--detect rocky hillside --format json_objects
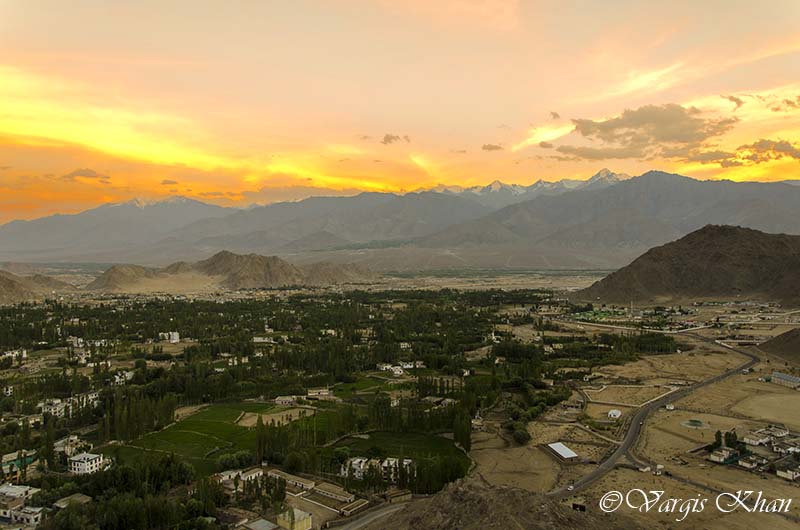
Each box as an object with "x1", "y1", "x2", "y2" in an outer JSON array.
[
  {"x1": 365, "y1": 479, "x2": 641, "y2": 530},
  {"x1": 86, "y1": 250, "x2": 375, "y2": 292},
  {"x1": 575, "y1": 225, "x2": 800, "y2": 305}
]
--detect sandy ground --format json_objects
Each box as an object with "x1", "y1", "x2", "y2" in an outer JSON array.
[
  {"x1": 593, "y1": 350, "x2": 745, "y2": 384},
  {"x1": 237, "y1": 407, "x2": 315, "y2": 427},
  {"x1": 585, "y1": 468, "x2": 799, "y2": 530},
  {"x1": 174, "y1": 404, "x2": 208, "y2": 422},
  {"x1": 585, "y1": 385, "x2": 669, "y2": 406},
  {"x1": 470, "y1": 428, "x2": 560, "y2": 492}
]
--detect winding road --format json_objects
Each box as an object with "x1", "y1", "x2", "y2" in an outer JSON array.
[{"x1": 548, "y1": 328, "x2": 759, "y2": 499}]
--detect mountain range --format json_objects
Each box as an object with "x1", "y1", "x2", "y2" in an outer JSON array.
[
  {"x1": 86, "y1": 250, "x2": 374, "y2": 293},
  {"x1": 3, "y1": 169, "x2": 800, "y2": 270},
  {"x1": 575, "y1": 225, "x2": 800, "y2": 305},
  {"x1": 0, "y1": 270, "x2": 75, "y2": 304}
]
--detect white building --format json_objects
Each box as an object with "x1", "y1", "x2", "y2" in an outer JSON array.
[
  {"x1": 69, "y1": 452, "x2": 104, "y2": 475},
  {"x1": 0, "y1": 483, "x2": 40, "y2": 500},
  {"x1": 608, "y1": 409, "x2": 622, "y2": 419}
]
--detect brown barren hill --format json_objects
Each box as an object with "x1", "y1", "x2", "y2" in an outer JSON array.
[
  {"x1": 86, "y1": 250, "x2": 375, "y2": 292},
  {"x1": 575, "y1": 225, "x2": 800, "y2": 305},
  {"x1": 365, "y1": 479, "x2": 641, "y2": 530},
  {"x1": 760, "y1": 328, "x2": 800, "y2": 364},
  {"x1": 0, "y1": 269, "x2": 75, "y2": 304}
]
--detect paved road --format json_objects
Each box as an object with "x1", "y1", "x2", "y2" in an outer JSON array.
[{"x1": 548, "y1": 329, "x2": 759, "y2": 499}]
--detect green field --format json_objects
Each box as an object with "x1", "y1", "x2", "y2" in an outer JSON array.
[
  {"x1": 332, "y1": 431, "x2": 468, "y2": 465},
  {"x1": 100, "y1": 401, "x2": 277, "y2": 476}
]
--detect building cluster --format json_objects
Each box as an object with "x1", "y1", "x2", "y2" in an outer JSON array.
[
  {"x1": 211, "y1": 467, "x2": 369, "y2": 527},
  {"x1": 158, "y1": 331, "x2": 180, "y2": 343},
  {"x1": 340, "y1": 456, "x2": 414, "y2": 483},
  {"x1": 375, "y1": 360, "x2": 425, "y2": 377},
  {"x1": 37, "y1": 391, "x2": 100, "y2": 418},
  {"x1": 706, "y1": 425, "x2": 800, "y2": 481}
]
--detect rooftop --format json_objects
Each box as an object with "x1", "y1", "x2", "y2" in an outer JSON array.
[{"x1": 547, "y1": 442, "x2": 578, "y2": 459}]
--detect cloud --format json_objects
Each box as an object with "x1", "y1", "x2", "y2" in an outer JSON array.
[
  {"x1": 721, "y1": 95, "x2": 744, "y2": 110},
  {"x1": 381, "y1": 133, "x2": 411, "y2": 144},
  {"x1": 690, "y1": 138, "x2": 800, "y2": 168},
  {"x1": 685, "y1": 150, "x2": 736, "y2": 163},
  {"x1": 451, "y1": 149, "x2": 468, "y2": 154},
  {"x1": 549, "y1": 111, "x2": 560, "y2": 120},
  {"x1": 0, "y1": 166, "x2": 11, "y2": 171},
  {"x1": 558, "y1": 103, "x2": 738, "y2": 160},
  {"x1": 160, "y1": 179, "x2": 178, "y2": 185},
  {"x1": 481, "y1": 143, "x2": 503, "y2": 151},
  {"x1": 538, "y1": 141, "x2": 553, "y2": 149},
  {"x1": 555, "y1": 145, "x2": 646, "y2": 160},
  {"x1": 60, "y1": 168, "x2": 111, "y2": 182},
  {"x1": 770, "y1": 95, "x2": 800, "y2": 112}
]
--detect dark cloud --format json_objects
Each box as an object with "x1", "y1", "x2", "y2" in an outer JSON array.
[
  {"x1": 451, "y1": 149, "x2": 468, "y2": 154},
  {"x1": 538, "y1": 141, "x2": 553, "y2": 149},
  {"x1": 199, "y1": 191, "x2": 226, "y2": 197},
  {"x1": 721, "y1": 95, "x2": 744, "y2": 110},
  {"x1": 556, "y1": 103, "x2": 738, "y2": 161},
  {"x1": 61, "y1": 168, "x2": 111, "y2": 182},
  {"x1": 482, "y1": 143, "x2": 503, "y2": 151},
  {"x1": 381, "y1": 134, "x2": 411, "y2": 145},
  {"x1": 160, "y1": 179, "x2": 179, "y2": 185},
  {"x1": 0, "y1": 166, "x2": 11, "y2": 171},
  {"x1": 690, "y1": 138, "x2": 800, "y2": 168},
  {"x1": 550, "y1": 111, "x2": 560, "y2": 120},
  {"x1": 358, "y1": 135, "x2": 372, "y2": 140}
]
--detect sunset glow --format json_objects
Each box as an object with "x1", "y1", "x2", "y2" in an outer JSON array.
[{"x1": 1, "y1": 1, "x2": 799, "y2": 221}]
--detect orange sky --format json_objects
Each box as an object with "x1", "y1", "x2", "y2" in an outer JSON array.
[{"x1": 1, "y1": 1, "x2": 799, "y2": 221}]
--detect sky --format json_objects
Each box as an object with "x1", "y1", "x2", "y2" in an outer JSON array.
[{"x1": 1, "y1": 0, "x2": 799, "y2": 221}]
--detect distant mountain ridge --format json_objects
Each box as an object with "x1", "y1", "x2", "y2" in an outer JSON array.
[
  {"x1": 86, "y1": 250, "x2": 374, "y2": 292},
  {"x1": 3, "y1": 170, "x2": 800, "y2": 270},
  {"x1": 575, "y1": 225, "x2": 800, "y2": 305}
]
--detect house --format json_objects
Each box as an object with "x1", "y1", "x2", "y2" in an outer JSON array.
[
  {"x1": 113, "y1": 370, "x2": 135, "y2": 385},
  {"x1": 40, "y1": 399, "x2": 68, "y2": 418},
  {"x1": 376, "y1": 363, "x2": 392, "y2": 372},
  {"x1": 11, "y1": 505, "x2": 43, "y2": 526},
  {"x1": 306, "y1": 387, "x2": 330, "y2": 397},
  {"x1": 69, "y1": 452, "x2": 105, "y2": 474},
  {"x1": 274, "y1": 395, "x2": 298, "y2": 406},
  {"x1": 776, "y1": 462, "x2": 800, "y2": 481},
  {"x1": 607, "y1": 409, "x2": 622, "y2": 419},
  {"x1": 390, "y1": 366, "x2": 404, "y2": 377},
  {"x1": 708, "y1": 447, "x2": 739, "y2": 464},
  {"x1": 385, "y1": 488, "x2": 412, "y2": 504},
  {"x1": 737, "y1": 455, "x2": 768, "y2": 470},
  {"x1": 0, "y1": 494, "x2": 23, "y2": 520},
  {"x1": 381, "y1": 457, "x2": 413, "y2": 482},
  {"x1": 266, "y1": 469, "x2": 315, "y2": 490},
  {"x1": 277, "y1": 507, "x2": 312, "y2": 530},
  {"x1": 159, "y1": 331, "x2": 180, "y2": 343},
  {"x1": 54, "y1": 435, "x2": 88, "y2": 457},
  {"x1": 341, "y1": 457, "x2": 369, "y2": 480},
  {"x1": 0, "y1": 483, "x2": 40, "y2": 500},
  {"x1": 53, "y1": 493, "x2": 92, "y2": 510},
  {"x1": 2, "y1": 386, "x2": 12, "y2": 397},
  {"x1": 743, "y1": 430, "x2": 772, "y2": 446},
  {"x1": 313, "y1": 482, "x2": 355, "y2": 503}
]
